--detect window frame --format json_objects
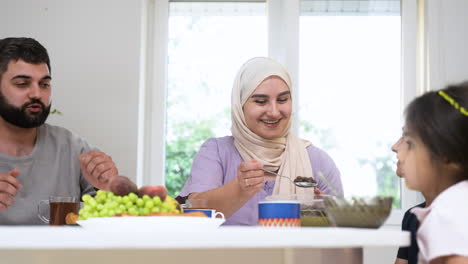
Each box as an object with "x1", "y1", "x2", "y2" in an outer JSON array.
[{"x1": 139, "y1": 0, "x2": 424, "y2": 226}]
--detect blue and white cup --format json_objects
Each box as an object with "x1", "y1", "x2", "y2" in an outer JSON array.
[
  {"x1": 184, "y1": 209, "x2": 225, "y2": 219},
  {"x1": 258, "y1": 200, "x2": 301, "y2": 227}
]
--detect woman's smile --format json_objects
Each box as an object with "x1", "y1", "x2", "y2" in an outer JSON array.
[
  {"x1": 261, "y1": 119, "x2": 281, "y2": 127},
  {"x1": 243, "y1": 76, "x2": 292, "y2": 140}
]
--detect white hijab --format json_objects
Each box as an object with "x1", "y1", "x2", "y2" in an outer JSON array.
[{"x1": 231, "y1": 57, "x2": 314, "y2": 195}]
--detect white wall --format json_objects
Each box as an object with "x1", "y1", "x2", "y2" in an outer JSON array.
[
  {"x1": 426, "y1": 0, "x2": 468, "y2": 89},
  {"x1": 0, "y1": 0, "x2": 143, "y2": 181}
]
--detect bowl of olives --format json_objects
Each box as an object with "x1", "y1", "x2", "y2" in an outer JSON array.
[{"x1": 323, "y1": 196, "x2": 393, "y2": 228}]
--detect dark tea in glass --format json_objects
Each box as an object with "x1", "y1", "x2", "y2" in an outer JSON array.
[
  {"x1": 38, "y1": 196, "x2": 79, "y2": 225},
  {"x1": 50, "y1": 201, "x2": 79, "y2": 225}
]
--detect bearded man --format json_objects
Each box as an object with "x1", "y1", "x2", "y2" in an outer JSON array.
[{"x1": 0, "y1": 37, "x2": 117, "y2": 224}]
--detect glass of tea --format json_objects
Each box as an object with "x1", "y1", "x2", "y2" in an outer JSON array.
[{"x1": 37, "y1": 196, "x2": 79, "y2": 225}]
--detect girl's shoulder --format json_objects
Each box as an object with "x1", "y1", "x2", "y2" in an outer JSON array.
[
  {"x1": 413, "y1": 180, "x2": 468, "y2": 221},
  {"x1": 437, "y1": 180, "x2": 468, "y2": 208}
]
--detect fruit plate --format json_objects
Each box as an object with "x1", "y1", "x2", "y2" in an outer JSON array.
[{"x1": 77, "y1": 216, "x2": 225, "y2": 232}]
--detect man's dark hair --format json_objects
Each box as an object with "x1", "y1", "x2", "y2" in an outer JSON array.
[
  {"x1": 0, "y1": 37, "x2": 51, "y2": 80},
  {"x1": 405, "y1": 81, "x2": 468, "y2": 179}
]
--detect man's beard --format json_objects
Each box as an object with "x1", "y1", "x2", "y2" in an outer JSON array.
[{"x1": 0, "y1": 91, "x2": 51, "y2": 128}]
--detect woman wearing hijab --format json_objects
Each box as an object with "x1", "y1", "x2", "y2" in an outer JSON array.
[{"x1": 178, "y1": 57, "x2": 343, "y2": 225}]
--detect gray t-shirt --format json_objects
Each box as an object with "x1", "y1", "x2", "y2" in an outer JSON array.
[{"x1": 0, "y1": 123, "x2": 96, "y2": 225}]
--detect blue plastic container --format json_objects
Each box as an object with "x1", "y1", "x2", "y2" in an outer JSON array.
[{"x1": 258, "y1": 200, "x2": 301, "y2": 227}]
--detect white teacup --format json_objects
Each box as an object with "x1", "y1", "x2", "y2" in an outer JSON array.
[{"x1": 184, "y1": 208, "x2": 224, "y2": 219}]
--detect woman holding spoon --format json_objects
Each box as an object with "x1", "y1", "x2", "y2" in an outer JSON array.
[{"x1": 178, "y1": 57, "x2": 343, "y2": 225}]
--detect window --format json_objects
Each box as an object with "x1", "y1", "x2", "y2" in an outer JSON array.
[
  {"x1": 165, "y1": 2, "x2": 267, "y2": 197},
  {"x1": 143, "y1": 0, "x2": 422, "y2": 223},
  {"x1": 298, "y1": 0, "x2": 402, "y2": 208}
]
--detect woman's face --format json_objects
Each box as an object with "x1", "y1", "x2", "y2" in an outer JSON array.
[
  {"x1": 391, "y1": 126, "x2": 438, "y2": 192},
  {"x1": 243, "y1": 76, "x2": 292, "y2": 140}
]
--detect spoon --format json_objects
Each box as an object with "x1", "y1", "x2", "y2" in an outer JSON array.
[{"x1": 262, "y1": 168, "x2": 318, "y2": 188}]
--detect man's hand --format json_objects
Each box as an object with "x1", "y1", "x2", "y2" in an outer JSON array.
[
  {"x1": 0, "y1": 169, "x2": 22, "y2": 210},
  {"x1": 79, "y1": 151, "x2": 118, "y2": 190}
]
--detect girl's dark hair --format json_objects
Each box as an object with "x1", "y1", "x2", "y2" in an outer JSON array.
[
  {"x1": 0, "y1": 37, "x2": 51, "y2": 80},
  {"x1": 405, "y1": 81, "x2": 468, "y2": 179}
]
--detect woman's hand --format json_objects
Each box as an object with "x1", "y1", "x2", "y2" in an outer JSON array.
[
  {"x1": 237, "y1": 160, "x2": 265, "y2": 193},
  {"x1": 189, "y1": 160, "x2": 266, "y2": 219}
]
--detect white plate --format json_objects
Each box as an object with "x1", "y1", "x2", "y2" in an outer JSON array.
[{"x1": 77, "y1": 216, "x2": 225, "y2": 232}]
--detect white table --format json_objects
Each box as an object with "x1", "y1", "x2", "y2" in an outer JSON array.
[{"x1": 0, "y1": 226, "x2": 409, "y2": 264}]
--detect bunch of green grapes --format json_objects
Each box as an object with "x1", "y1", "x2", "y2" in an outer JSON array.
[{"x1": 79, "y1": 190, "x2": 180, "y2": 220}]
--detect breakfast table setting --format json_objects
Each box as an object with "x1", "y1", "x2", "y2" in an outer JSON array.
[{"x1": 0, "y1": 183, "x2": 409, "y2": 264}]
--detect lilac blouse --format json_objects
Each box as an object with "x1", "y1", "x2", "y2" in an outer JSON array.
[{"x1": 179, "y1": 136, "x2": 344, "y2": 225}]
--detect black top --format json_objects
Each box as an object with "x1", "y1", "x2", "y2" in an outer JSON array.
[{"x1": 397, "y1": 202, "x2": 426, "y2": 264}]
